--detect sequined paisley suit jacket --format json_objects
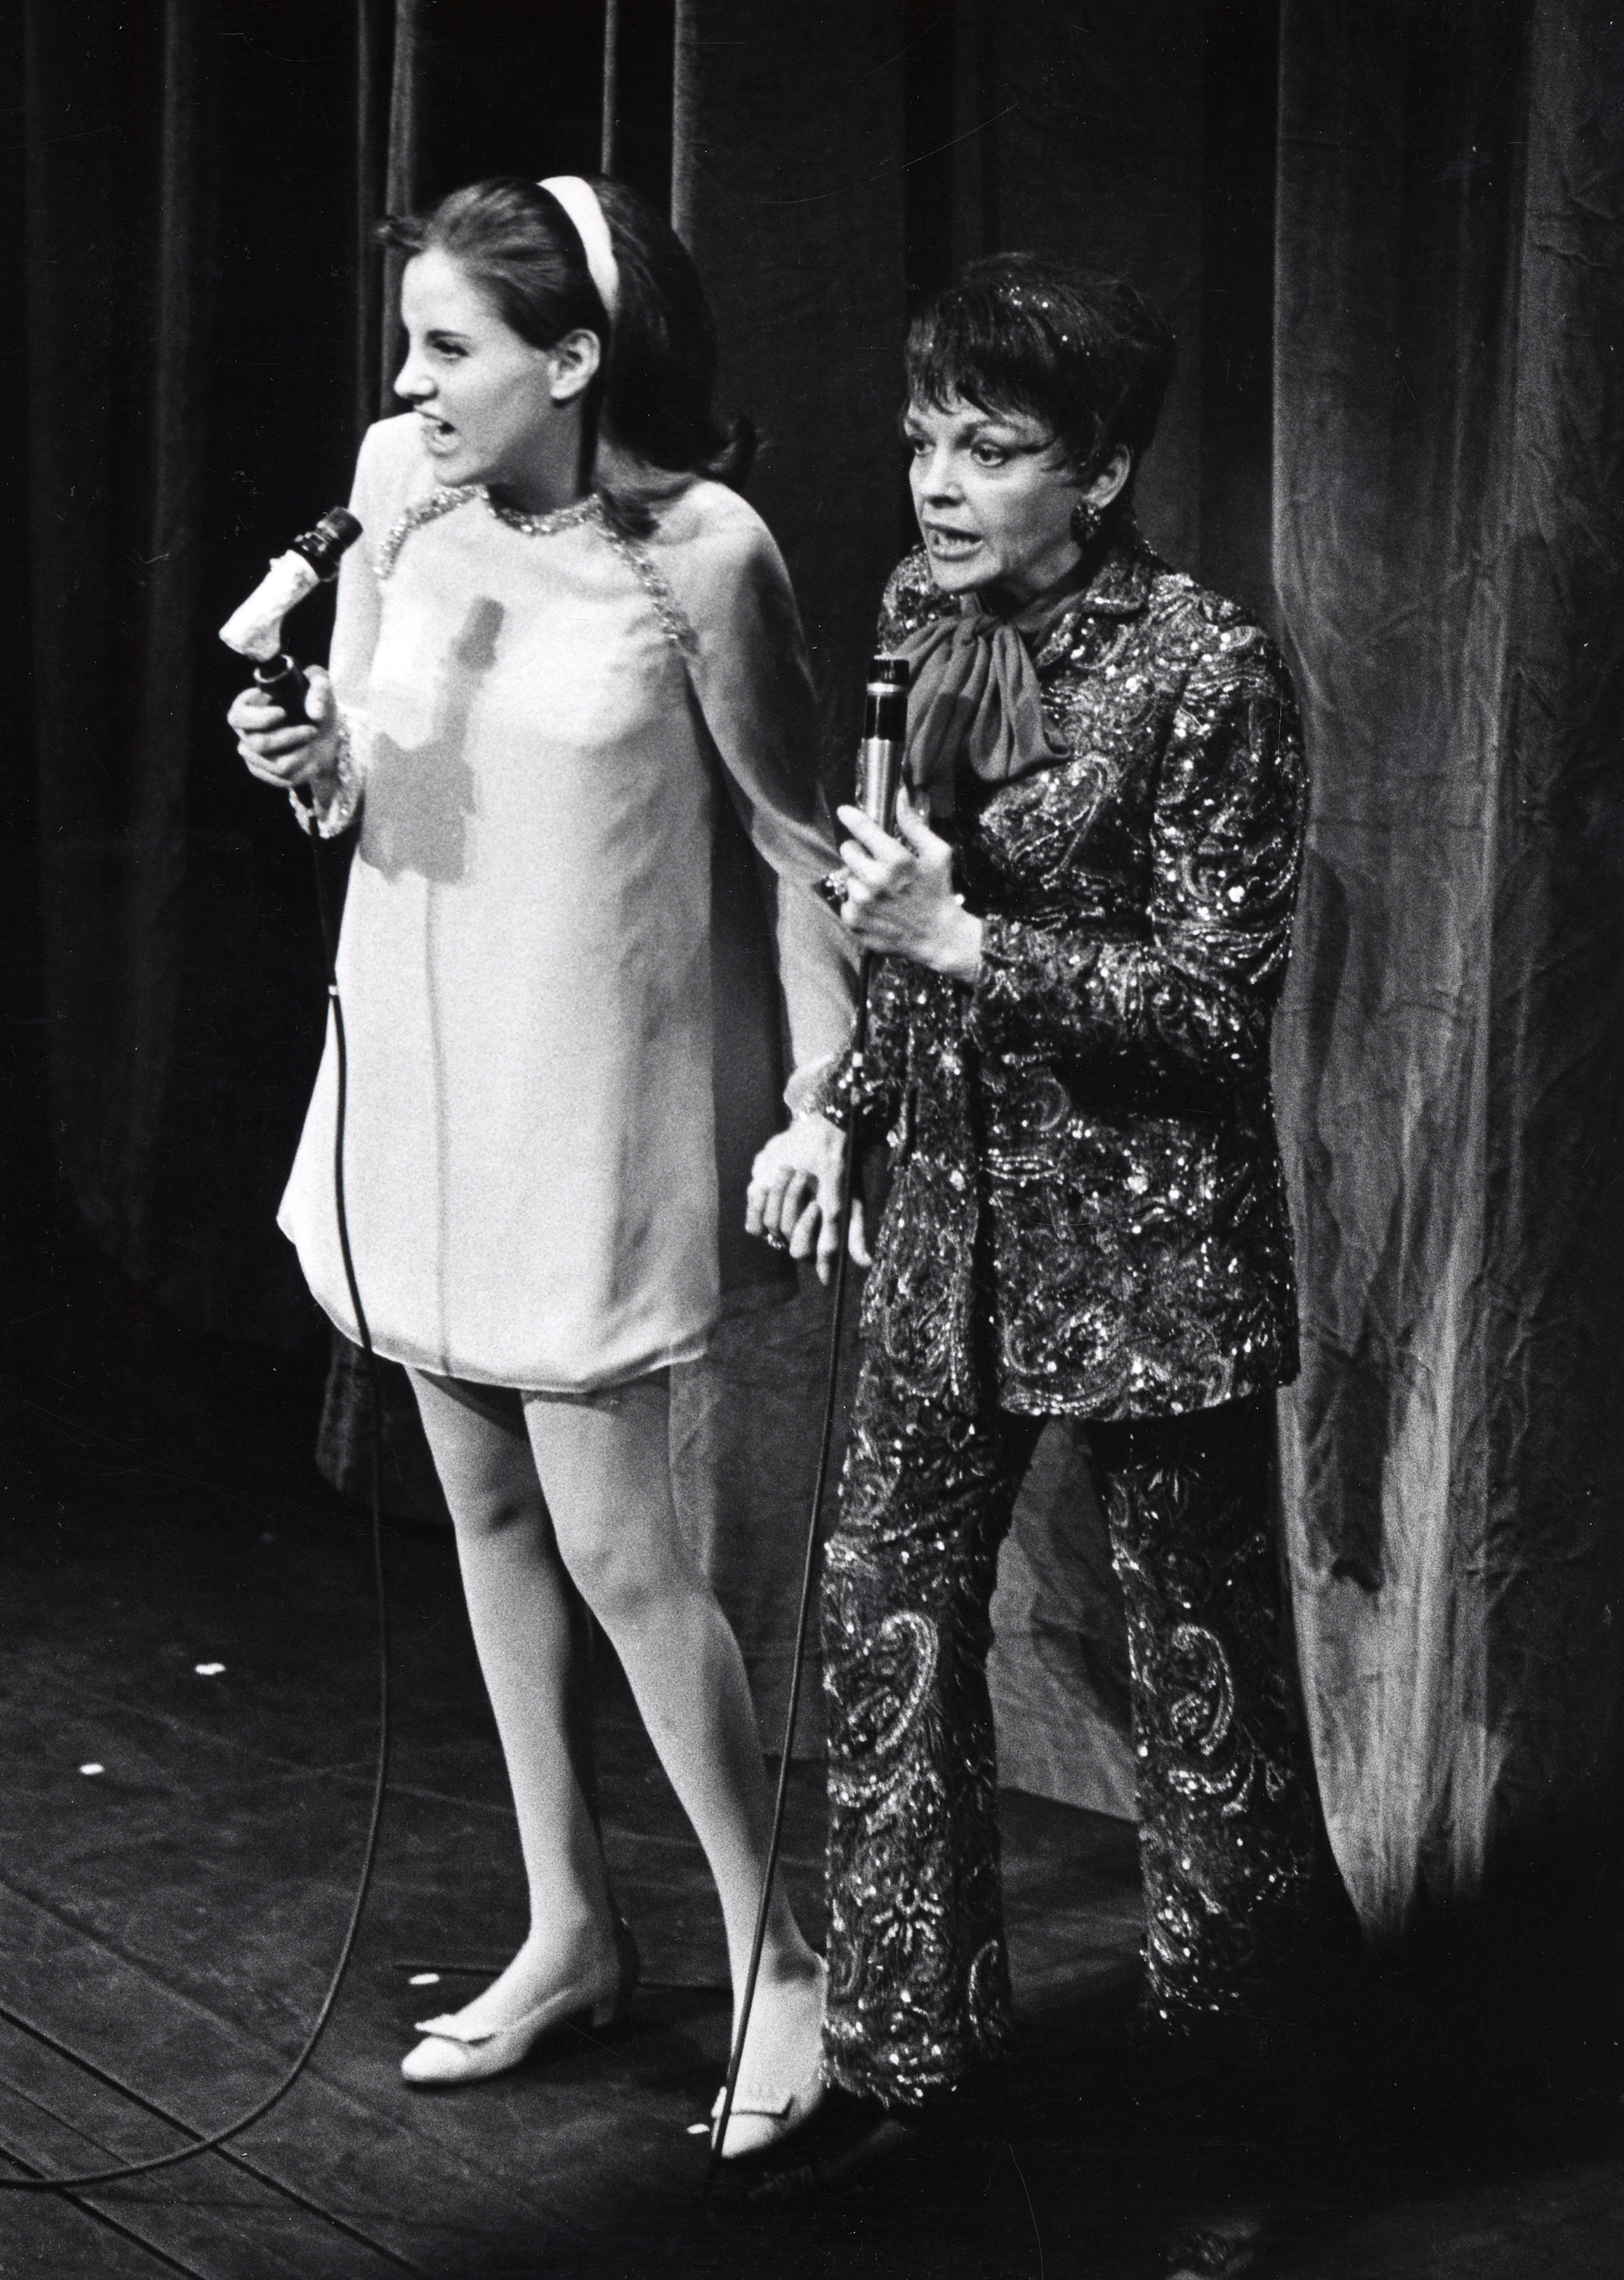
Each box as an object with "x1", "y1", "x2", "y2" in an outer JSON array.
[{"x1": 835, "y1": 524, "x2": 1306, "y2": 1422}]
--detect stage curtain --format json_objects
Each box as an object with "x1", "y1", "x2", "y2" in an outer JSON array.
[
  {"x1": 20, "y1": 0, "x2": 391, "y2": 1342},
  {"x1": 673, "y1": 0, "x2": 912, "y2": 765},
  {"x1": 1272, "y1": 0, "x2": 1624, "y2": 1930}
]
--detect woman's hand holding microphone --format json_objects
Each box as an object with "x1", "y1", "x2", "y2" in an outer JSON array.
[
  {"x1": 834, "y1": 785, "x2": 984, "y2": 982},
  {"x1": 228, "y1": 666, "x2": 342, "y2": 800}
]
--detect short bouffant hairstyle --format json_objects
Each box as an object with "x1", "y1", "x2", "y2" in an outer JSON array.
[{"x1": 904, "y1": 254, "x2": 1176, "y2": 484}]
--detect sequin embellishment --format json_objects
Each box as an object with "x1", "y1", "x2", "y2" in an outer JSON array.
[
  {"x1": 824, "y1": 522, "x2": 1307, "y2": 1423},
  {"x1": 375, "y1": 483, "x2": 601, "y2": 580},
  {"x1": 591, "y1": 517, "x2": 701, "y2": 660},
  {"x1": 374, "y1": 485, "x2": 700, "y2": 664},
  {"x1": 821, "y1": 1383, "x2": 1326, "y2": 2111}
]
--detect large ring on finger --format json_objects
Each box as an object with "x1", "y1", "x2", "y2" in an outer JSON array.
[{"x1": 765, "y1": 1231, "x2": 787, "y2": 1252}]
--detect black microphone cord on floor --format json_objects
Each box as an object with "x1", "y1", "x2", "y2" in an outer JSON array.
[
  {"x1": 705, "y1": 952, "x2": 871, "y2": 2190},
  {"x1": 0, "y1": 830, "x2": 392, "y2": 2194},
  {"x1": 0, "y1": 806, "x2": 866, "y2": 2197}
]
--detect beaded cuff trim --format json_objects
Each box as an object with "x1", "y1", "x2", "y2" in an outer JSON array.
[
  {"x1": 289, "y1": 711, "x2": 362, "y2": 840},
  {"x1": 784, "y1": 1052, "x2": 841, "y2": 1119},
  {"x1": 799, "y1": 1049, "x2": 878, "y2": 1132}
]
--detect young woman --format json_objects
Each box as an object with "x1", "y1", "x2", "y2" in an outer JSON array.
[
  {"x1": 751, "y1": 255, "x2": 1346, "y2": 2200},
  {"x1": 230, "y1": 175, "x2": 850, "y2": 2153}
]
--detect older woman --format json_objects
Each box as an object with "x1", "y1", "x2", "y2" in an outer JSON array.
[{"x1": 751, "y1": 254, "x2": 1337, "y2": 2145}]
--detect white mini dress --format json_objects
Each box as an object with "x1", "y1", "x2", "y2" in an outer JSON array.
[{"x1": 278, "y1": 416, "x2": 854, "y2": 1392}]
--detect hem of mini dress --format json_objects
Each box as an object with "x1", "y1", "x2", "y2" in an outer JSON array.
[{"x1": 300, "y1": 1276, "x2": 715, "y2": 1394}]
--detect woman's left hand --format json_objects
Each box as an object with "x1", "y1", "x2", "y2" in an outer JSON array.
[
  {"x1": 746, "y1": 1111, "x2": 866, "y2": 1284},
  {"x1": 836, "y1": 787, "x2": 984, "y2": 981}
]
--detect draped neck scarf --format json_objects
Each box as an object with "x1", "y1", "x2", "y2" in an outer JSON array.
[{"x1": 894, "y1": 526, "x2": 1150, "y2": 821}]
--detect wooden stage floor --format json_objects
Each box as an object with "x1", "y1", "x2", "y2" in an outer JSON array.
[{"x1": 2, "y1": 1263, "x2": 1622, "y2": 2278}]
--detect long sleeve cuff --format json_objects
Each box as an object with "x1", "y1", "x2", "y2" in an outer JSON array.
[
  {"x1": 796, "y1": 1044, "x2": 896, "y2": 1134},
  {"x1": 289, "y1": 711, "x2": 366, "y2": 840},
  {"x1": 784, "y1": 1051, "x2": 842, "y2": 1118}
]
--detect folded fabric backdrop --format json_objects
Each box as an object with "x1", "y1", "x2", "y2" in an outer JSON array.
[{"x1": 13, "y1": 0, "x2": 1624, "y2": 1926}]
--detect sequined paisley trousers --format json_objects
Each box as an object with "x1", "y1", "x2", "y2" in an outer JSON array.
[{"x1": 821, "y1": 1374, "x2": 1326, "y2": 2111}]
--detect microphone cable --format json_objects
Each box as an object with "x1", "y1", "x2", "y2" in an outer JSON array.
[
  {"x1": 708, "y1": 653, "x2": 908, "y2": 2180},
  {"x1": 1, "y1": 627, "x2": 893, "y2": 2197},
  {"x1": 705, "y1": 953, "x2": 870, "y2": 2187},
  {"x1": 0, "y1": 826, "x2": 393, "y2": 2193}
]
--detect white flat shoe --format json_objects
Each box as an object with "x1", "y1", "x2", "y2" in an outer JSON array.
[
  {"x1": 709, "y1": 1958, "x2": 828, "y2": 2159},
  {"x1": 402, "y1": 1919, "x2": 638, "y2": 2088},
  {"x1": 710, "y1": 2064, "x2": 827, "y2": 2160}
]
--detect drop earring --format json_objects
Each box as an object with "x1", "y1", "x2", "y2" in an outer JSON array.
[{"x1": 1071, "y1": 497, "x2": 1103, "y2": 549}]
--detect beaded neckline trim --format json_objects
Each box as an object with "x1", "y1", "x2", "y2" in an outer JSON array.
[
  {"x1": 375, "y1": 485, "x2": 603, "y2": 580},
  {"x1": 374, "y1": 483, "x2": 699, "y2": 663},
  {"x1": 486, "y1": 491, "x2": 603, "y2": 541}
]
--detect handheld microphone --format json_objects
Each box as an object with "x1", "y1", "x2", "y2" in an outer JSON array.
[
  {"x1": 856, "y1": 654, "x2": 909, "y2": 833},
  {"x1": 820, "y1": 655, "x2": 910, "y2": 913},
  {"x1": 220, "y1": 507, "x2": 362, "y2": 725}
]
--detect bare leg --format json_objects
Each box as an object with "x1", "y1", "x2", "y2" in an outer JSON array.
[
  {"x1": 522, "y1": 1375, "x2": 823, "y2": 2096},
  {"x1": 408, "y1": 1370, "x2": 620, "y2": 2029}
]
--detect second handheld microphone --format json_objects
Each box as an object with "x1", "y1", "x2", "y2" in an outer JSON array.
[
  {"x1": 821, "y1": 654, "x2": 911, "y2": 914},
  {"x1": 856, "y1": 654, "x2": 910, "y2": 834}
]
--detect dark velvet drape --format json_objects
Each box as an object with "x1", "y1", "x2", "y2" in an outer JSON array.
[
  {"x1": 20, "y1": 1, "x2": 380, "y2": 1342},
  {"x1": 13, "y1": 1, "x2": 1622, "y2": 1924},
  {"x1": 1272, "y1": 0, "x2": 1624, "y2": 1931}
]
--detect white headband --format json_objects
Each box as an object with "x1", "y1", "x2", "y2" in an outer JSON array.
[{"x1": 537, "y1": 176, "x2": 619, "y2": 322}]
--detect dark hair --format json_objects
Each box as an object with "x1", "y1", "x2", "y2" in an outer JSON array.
[
  {"x1": 378, "y1": 176, "x2": 754, "y2": 506},
  {"x1": 591, "y1": 178, "x2": 754, "y2": 486},
  {"x1": 904, "y1": 254, "x2": 1176, "y2": 497}
]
